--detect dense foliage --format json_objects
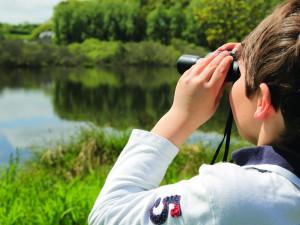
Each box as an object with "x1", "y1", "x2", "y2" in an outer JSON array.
[
  {"x1": 53, "y1": 0, "x2": 143, "y2": 44},
  {"x1": 53, "y1": 0, "x2": 282, "y2": 48},
  {"x1": 0, "y1": 0, "x2": 284, "y2": 68},
  {"x1": 188, "y1": 0, "x2": 282, "y2": 47},
  {"x1": 0, "y1": 38, "x2": 208, "y2": 68}
]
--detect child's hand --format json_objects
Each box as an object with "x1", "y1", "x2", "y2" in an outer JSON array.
[
  {"x1": 171, "y1": 50, "x2": 233, "y2": 126},
  {"x1": 217, "y1": 42, "x2": 241, "y2": 53},
  {"x1": 151, "y1": 50, "x2": 233, "y2": 147}
]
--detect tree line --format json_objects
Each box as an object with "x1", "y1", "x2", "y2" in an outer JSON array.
[
  {"x1": 0, "y1": 23, "x2": 38, "y2": 40},
  {"x1": 53, "y1": 0, "x2": 282, "y2": 48}
]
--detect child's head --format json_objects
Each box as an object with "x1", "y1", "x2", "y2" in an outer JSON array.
[{"x1": 231, "y1": 0, "x2": 300, "y2": 148}]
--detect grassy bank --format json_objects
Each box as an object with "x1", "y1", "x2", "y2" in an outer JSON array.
[
  {"x1": 0, "y1": 39, "x2": 208, "y2": 68},
  {"x1": 0, "y1": 128, "x2": 247, "y2": 225}
]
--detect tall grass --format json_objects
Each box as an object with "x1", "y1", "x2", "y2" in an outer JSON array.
[{"x1": 0, "y1": 127, "x2": 247, "y2": 224}]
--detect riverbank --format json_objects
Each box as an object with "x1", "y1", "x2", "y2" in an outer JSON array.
[
  {"x1": 0, "y1": 127, "x2": 248, "y2": 225},
  {"x1": 0, "y1": 39, "x2": 208, "y2": 68}
]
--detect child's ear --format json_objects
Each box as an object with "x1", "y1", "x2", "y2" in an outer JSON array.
[{"x1": 254, "y1": 83, "x2": 274, "y2": 120}]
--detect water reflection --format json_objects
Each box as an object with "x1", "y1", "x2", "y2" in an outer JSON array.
[
  {"x1": 52, "y1": 67, "x2": 230, "y2": 131},
  {"x1": 0, "y1": 67, "x2": 234, "y2": 163},
  {"x1": 0, "y1": 88, "x2": 87, "y2": 164},
  {"x1": 54, "y1": 79, "x2": 175, "y2": 129}
]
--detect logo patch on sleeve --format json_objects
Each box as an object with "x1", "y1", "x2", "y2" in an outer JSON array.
[{"x1": 149, "y1": 195, "x2": 182, "y2": 225}]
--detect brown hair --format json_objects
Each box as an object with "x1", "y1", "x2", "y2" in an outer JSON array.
[{"x1": 241, "y1": 0, "x2": 300, "y2": 152}]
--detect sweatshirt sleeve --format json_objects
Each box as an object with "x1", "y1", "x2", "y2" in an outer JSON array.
[{"x1": 88, "y1": 129, "x2": 215, "y2": 225}]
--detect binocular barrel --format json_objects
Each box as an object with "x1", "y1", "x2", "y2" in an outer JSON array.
[{"x1": 176, "y1": 54, "x2": 240, "y2": 82}]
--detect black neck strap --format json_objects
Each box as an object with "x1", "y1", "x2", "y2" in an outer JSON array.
[{"x1": 211, "y1": 109, "x2": 233, "y2": 164}]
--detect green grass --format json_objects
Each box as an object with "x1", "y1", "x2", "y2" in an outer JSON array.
[
  {"x1": 0, "y1": 127, "x2": 248, "y2": 225},
  {"x1": 0, "y1": 164, "x2": 110, "y2": 225}
]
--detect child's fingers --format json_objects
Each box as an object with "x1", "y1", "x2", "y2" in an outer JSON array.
[
  {"x1": 208, "y1": 56, "x2": 233, "y2": 90},
  {"x1": 184, "y1": 50, "x2": 221, "y2": 78},
  {"x1": 218, "y1": 43, "x2": 240, "y2": 51},
  {"x1": 197, "y1": 51, "x2": 229, "y2": 82}
]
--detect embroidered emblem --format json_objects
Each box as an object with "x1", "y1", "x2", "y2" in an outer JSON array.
[{"x1": 149, "y1": 195, "x2": 182, "y2": 225}]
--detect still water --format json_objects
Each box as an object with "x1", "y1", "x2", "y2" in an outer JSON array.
[{"x1": 0, "y1": 67, "x2": 239, "y2": 164}]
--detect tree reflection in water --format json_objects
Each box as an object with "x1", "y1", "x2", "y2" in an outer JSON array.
[
  {"x1": 53, "y1": 67, "x2": 177, "y2": 130},
  {"x1": 0, "y1": 66, "x2": 231, "y2": 132}
]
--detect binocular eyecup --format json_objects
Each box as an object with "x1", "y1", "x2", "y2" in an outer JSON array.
[{"x1": 176, "y1": 54, "x2": 240, "y2": 82}]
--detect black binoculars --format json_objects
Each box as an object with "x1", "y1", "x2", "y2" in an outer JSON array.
[{"x1": 176, "y1": 53, "x2": 240, "y2": 82}]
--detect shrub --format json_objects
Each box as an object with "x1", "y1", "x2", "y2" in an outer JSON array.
[
  {"x1": 68, "y1": 38, "x2": 121, "y2": 65},
  {"x1": 118, "y1": 41, "x2": 180, "y2": 66},
  {"x1": 170, "y1": 38, "x2": 209, "y2": 57},
  {"x1": 0, "y1": 39, "x2": 208, "y2": 68}
]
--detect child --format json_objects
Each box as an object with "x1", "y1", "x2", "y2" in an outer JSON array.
[{"x1": 89, "y1": 0, "x2": 300, "y2": 224}]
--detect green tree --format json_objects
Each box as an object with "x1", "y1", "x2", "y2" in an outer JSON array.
[
  {"x1": 146, "y1": 5, "x2": 170, "y2": 44},
  {"x1": 53, "y1": 0, "x2": 96, "y2": 43},
  {"x1": 186, "y1": 0, "x2": 282, "y2": 49},
  {"x1": 146, "y1": 3, "x2": 186, "y2": 44},
  {"x1": 100, "y1": 0, "x2": 141, "y2": 41},
  {"x1": 182, "y1": 1, "x2": 208, "y2": 47},
  {"x1": 53, "y1": 0, "x2": 143, "y2": 44}
]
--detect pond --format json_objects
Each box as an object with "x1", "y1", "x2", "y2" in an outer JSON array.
[{"x1": 0, "y1": 66, "x2": 243, "y2": 164}]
